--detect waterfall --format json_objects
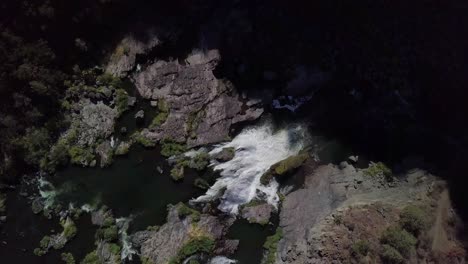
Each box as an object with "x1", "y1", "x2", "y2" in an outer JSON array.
[
  {"x1": 116, "y1": 217, "x2": 137, "y2": 261},
  {"x1": 193, "y1": 123, "x2": 307, "y2": 214},
  {"x1": 38, "y1": 177, "x2": 58, "y2": 209}
]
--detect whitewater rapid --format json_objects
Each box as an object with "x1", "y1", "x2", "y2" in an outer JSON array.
[{"x1": 193, "y1": 123, "x2": 307, "y2": 214}]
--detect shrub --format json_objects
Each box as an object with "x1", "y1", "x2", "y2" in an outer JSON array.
[
  {"x1": 170, "y1": 165, "x2": 185, "y2": 181},
  {"x1": 68, "y1": 146, "x2": 94, "y2": 165},
  {"x1": 40, "y1": 235, "x2": 51, "y2": 249},
  {"x1": 352, "y1": 240, "x2": 370, "y2": 256},
  {"x1": 61, "y1": 218, "x2": 77, "y2": 239},
  {"x1": 80, "y1": 250, "x2": 101, "y2": 264},
  {"x1": 161, "y1": 140, "x2": 186, "y2": 157},
  {"x1": 150, "y1": 99, "x2": 170, "y2": 128},
  {"x1": 169, "y1": 236, "x2": 215, "y2": 264},
  {"x1": 380, "y1": 244, "x2": 404, "y2": 264},
  {"x1": 34, "y1": 247, "x2": 46, "y2": 256},
  {"x1": 399, "y1": 205, "x2": 429, "y2": 235},
  {"x1": 380, "y1": 226, "x2": 416, "y2": 256},
  {"x1": 188, "y1": 152, "x2": 210, "y2": 171},
  {"x1": 114, "y1": 89, "x2": 129, "y2": 115},
  {"x1": 131, "y1": 132, "x2": 156, "y2": 148},
  {"x1": 61, "y1": 252, "x2": 75, "y2": 264},
  {"x1": 15, "y1": 127, "x2": 51, "y2": 166},
  {"x1": 96, "y1": 225, "x2": 118, "y2": 242},
  {"x1": 260, "y1": 153, "x2": 308, "y2": 185},
  {"x1": 108, "y1": 243, "x2": 121, "y2": 256},
  {"x1": 364, "y1": 162, "x2": 393, "y2": 181},
  {"x1": 176, "y1": 203, "x2": 200, "y2": 222},
  {"x1": 263, "y1": 228, "x2": 283, "y2": 264}
]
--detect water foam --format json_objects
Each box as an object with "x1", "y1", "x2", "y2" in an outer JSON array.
[
  {"x1": 193, "y1": 123, "x2": 306, "y2": 214},
  {"x1": 209, "y1": 256, "x2": 237, "y2": 264},
  {"x1": 116, "y1": 217, "x2": 137, "y2": 261}
]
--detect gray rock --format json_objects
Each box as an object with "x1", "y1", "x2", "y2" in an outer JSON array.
[
  {"x1": 130, "y1": 231, "x2": 154, "y2": 247},
  {"x1": 212, "y1": 147, "x2": 235, "y2": 162},
  {"x1": 241, "y1": 203, "x2": 273, "y2": 225},
  {"x1": 91, "y1": 208, "x2": 113, "y2": 226},
  {"x1": 0, "y1": 216, "x2": 6, "y2": 222},
  {"x1": 135, "y1": 110, "x2": 145, "y2": 120},
  {"x1": 105, "y1": 31, "x2": 162, "y2": 77},
  {"x1": 75, "y1": 100, "x2": 118, "y2": 147},
  {"x1": 134, "y1": 50, "x2": 263, "y2": 147},
  {"x1": 150, "y1": 100, "x2": 158, "y2": 107},
  {"x1": 120, "y1": 127, "x2": 127, "y2": 134},
  {"x1": 96, "y1": 141, "x2": 113, "y2": 168},
  {"x1": 214, "y1": 239, "x2": 239, "y2": 255},
  {"x1": 31, "y1": 198, "x2": 44, "y2": 214},
  {"x1": 348, "y1": 155, "x2": 358, "y2": 163},
  {"x1": 127, "y1": 96, "x2": 137, "y2": 107},
  {"x1": 96, "y1": 241, "x2": 120, "y2": 264}
]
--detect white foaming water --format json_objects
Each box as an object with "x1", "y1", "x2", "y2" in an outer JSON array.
[
  {"x1": 193, "y1": 123, "x2": 307, "y2": 214},
  {"x1": 116, "y1": 217, "x2": 137, "y2": 261},
  {"x1": 209, "y1": 256, "x2": 237, "y2": 264},
  {"x1": 38, "y1": 177, "x2": 58, "y2": 209}
]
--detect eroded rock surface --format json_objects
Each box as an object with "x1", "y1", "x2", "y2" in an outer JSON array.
[
  {"x1": 139, "y1": 205, "x2": 234, "y2": 264},
  {"x1": 278, "y1": 160, "x2": 448, "y2": 264},
  {"x1": 134, "y1": 50, "x2": 263, "y2": 147}
]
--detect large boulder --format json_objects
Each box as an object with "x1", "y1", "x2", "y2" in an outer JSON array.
[
  {"x1": 134, "y1": 49, "x2": 263, "y2": 147},
  {"x1": 139, "y1": 204, "x2": 234, "y2": 264}
]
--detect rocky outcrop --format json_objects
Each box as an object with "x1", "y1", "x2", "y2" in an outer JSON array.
[
  {"x1": 139, "y1": 204, "x2": 235, "y2": 264},
  {"x1": 241, "y1": 203, "x2": 273, "y2": 225},
  {"x1": 278, "y1": 160, "x2": 446, "y2": 264},
  {"x1": 105, "y1": 31, "x2": 162, "y2": 77},
  {"x1": 96, "y1": 141, "x2": 113, "y2": 167},
  {"x1": 134, "y1": 49, "x2": 263, "y2": 147},
  {"x1": 75, "y1": 100, "x2": 117, "y2": 147}
]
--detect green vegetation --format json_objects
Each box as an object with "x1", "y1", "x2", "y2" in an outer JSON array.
[
  {"x1": 260, "y1": 153, "x2": 308, "y2": 185},
  {"x1": 364, "y1": 162, "x2": 393, "y2": 181},
  {"x1": 161, "y1": 140, "x2": 186, "y2": 157},
  {"x1": 114, "y1": 89, "x2": 129, "y2": 116},
  {"x1": 40, "y1": 235, "x2": 51, "y2": 248},
  {"x1": 146, "y1": 225, "x2": 160, "y2": 232},
  {"x1": 96, "y1": 225, "x2": 119, "y2": 242},
  {"x1": 114, "y1": 142, "x2": 131, "y2": 155},
  {"x1": 380, "y1": 226, "x2": 416, "y2": 256},
  {"x1": 61, "y1": 218, "x2": 78, "y2": 239},
  {"x1": 68, "y1": 146, "x2": 95, "y2": 165},
  {"x1": 14, "y1": 127, "x2": 51, "y2": 166},
  {"x1": 188, "y1": 152, "x2": 210, "y2": 170},
  {"x1": 81, "y1": 250, "x2": 102, "y2": 264},
  {"x1": 186, "y1": 110, "x2": 205, "y2": 138},
  {"x1": 243, "y1": 199, "x2": 266, "y2": 208},
  {"x1": 34, "y1": 247, "x2": 47, "y2": 256},
  {"x1": 352, "y1": 240, "x2": 370, "y2": 256},
  {"x1": 380, "y1": 244, "x2": 404, "y2": 264},
  {"x1": 169, "y1": 236, "x2": 215, "y2": 264},
  {"x1": 108, "y1": 243, "x2": 121, "y2": 256},
  {"x1": 150, "y1": 99, "x2": 170, "y2": 128},
  {"x1": 399, "y1": 205, "x2": 429, "y2": 235},
  {"x1": 188, "y1": 260, "x2": 200, "y2": 264},
  {"x1": 61, "y1": 252, "x2": 75, "y2": 264},
  {"x1": 194, "y1": 178, "x2": 210, "y2": 190},
  {"x1": 131, "y1": 132, "x2": 156, "y2": 148},
  {"x1": 171, "y1": 165, "x2": 185, "y2": 181},
  {"x1": 176, "y1": 203, "x2": 201, "y2": 222},
  {"x1": 263, "y1": 228, "x2": 283, "y2": 264},
  {"x1": 140, "y1": 257, "x2": 154, "y2": 264}
]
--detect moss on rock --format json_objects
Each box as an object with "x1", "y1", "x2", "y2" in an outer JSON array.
[{"x1": 260, "y1": 153, "x2": 308, "y2": 185}]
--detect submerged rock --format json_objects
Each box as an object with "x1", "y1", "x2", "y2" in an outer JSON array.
[
  {"x1": 134, "y1": 110, "x2": 144, "y2": 120},
  {"x1": 212, "y1": 147, "x2": 235, "y2": 162},
  {"x1": 241, "y1": 203, "x2": 273, "y2": 225}
]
